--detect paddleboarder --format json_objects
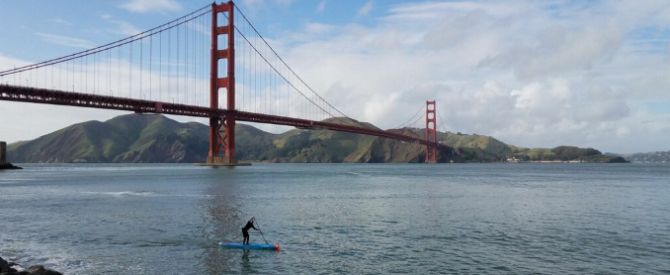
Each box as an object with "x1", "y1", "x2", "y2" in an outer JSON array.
[{"x1": 242, "y1": 217, "x2": 258, "y2": 245}]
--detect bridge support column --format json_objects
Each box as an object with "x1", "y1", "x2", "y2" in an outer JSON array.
[
  {"x1": 425, "y1": 100, "x2": 438, "y2": 163},
  {"x1": 0, "y1": 141, "x2": 6, "y2": 165},
  {"x1": 206, "y1": 1, "x2": 247, "y2": 166}
]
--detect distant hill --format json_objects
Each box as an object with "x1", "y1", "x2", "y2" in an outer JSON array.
[
  {"x1": 624, "y1": 151, "x2": 670, "y2": 163},
  {"x1": 8, "y1": 114, "x2": 208, "y2": 163},
  {"x1": 7, "y1": 114, "x2": 625, "y2": 163},
  {"x1": 510, "y1": 146, "x2": 627, "y2": 163}
]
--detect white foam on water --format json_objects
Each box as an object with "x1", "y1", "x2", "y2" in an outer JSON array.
[
  {"x1": 0, "y1": 238, "x2": 88, "y2": 274},
  {"x1": 345, "y1": 171, "x2": 365, "y2": 176},
  {"x1": 81, "y1": 191, "x2": 159, "y2": 197}
]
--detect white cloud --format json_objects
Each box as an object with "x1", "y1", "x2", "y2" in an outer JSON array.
[
  {"x1": 115, "y1": 21, "x2": 141, "y2": 36},
  {"x1": 357, "y1": 1, "x2": 373, "y2": 17},
  {"x1": 317, "y1": 0, "x2": 327, "y2": 13},
  {"x1": 480, "y1": 22, "x2": 626, "y2": 79},
  {"x1": 3, "y1": 0, "x2": 670, "y2": 154},
  {"x1": 35, "y1": 32, "x2": 95, "y2": 49},
  {"x1": 274, "y1": 0, "x2": 295, "y2": 6},
  {"x1": 385, "y1": 1, "x2": 519, "y2": 22},
  {"x1": 242, "y1": 0, "x2": 295, "y2": 8},
  {"x1": 273, "y1": 0, "x2": 670, "y2": 153},
  {"x1": 305, "y1": 22, "x2": 334, "y2": 34},
  {"x1": 101, "y1": 15, "x2": 141, "y2": 36},
  {"x1": 120, "y1": 0, "x2": 181, "y2": 13},
  {"x1": 51, "y1": 18, "x2": 73, "y2": 26},
  {"x1": 0, "y1": 54, "x2": 29, "y2": 71},
  {"x1": 242, "y1": 0, "x2": 263, "y2": 7}
]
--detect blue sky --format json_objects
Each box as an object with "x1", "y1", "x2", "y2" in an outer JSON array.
[
  {"x1": 1, "y1": 0, "x2": 670, "y2": 153},
  {"x1": 0, "y1": 0, "x2": 395, "y2": 61}
]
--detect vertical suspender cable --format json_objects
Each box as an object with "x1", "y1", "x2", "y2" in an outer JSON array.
[
  {"x1": 140, "y1": 36, "x2": 143, "y2": 99},
  {"x1": 176, "y1": 25, "x2": 180, "y2": 104},
  {"x1": 108, "y1": 49, "x2": 111, "y2": 95},
  {"x1": 159, "y1": 30, "x2": 163, "y2": 102},
  {"x1": 129, "y1": 43, "x2": 133, "y2": 98},
  {"x1": 150, "y1": 35, "x2": 153, "y2": 100},
  {"x1": 168, "y1": 26, "x2": 171, "y2": 102},
  {"x1": 94, "y1": 51, "x2": 97, "y2": 93}
]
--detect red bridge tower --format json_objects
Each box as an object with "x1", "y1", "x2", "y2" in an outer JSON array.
[
  {"x1": 425, "y1": 100, "x2": 438, "y2": 163},
  {"x1": 207, "y1": 1, "x2": 238, "y2": 165}
]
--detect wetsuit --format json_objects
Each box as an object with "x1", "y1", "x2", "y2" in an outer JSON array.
[{"x1": 242, "y1": 219, "x2": 257, "y2": 245}]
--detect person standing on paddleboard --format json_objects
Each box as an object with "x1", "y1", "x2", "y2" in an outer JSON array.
[{"x1": 242, "y1": 217, "x2": 258, "y2": 245}]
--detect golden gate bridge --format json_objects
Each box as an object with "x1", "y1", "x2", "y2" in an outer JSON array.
[{"x1": 0, "y1": 1, "x2": 447, "y2": 165}]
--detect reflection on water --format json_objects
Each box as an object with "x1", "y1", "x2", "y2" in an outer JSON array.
[
  {"x1": 241, "y1": 250, "x2": 253, "y2": 273},
  {"x1": 1, "y1": 163, "x2": 669, "y2": 274},
  {"x1": 202, "y1": 168, "x2": 245, "y2": 274}
]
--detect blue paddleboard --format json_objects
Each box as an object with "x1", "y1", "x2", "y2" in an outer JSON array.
[{"x1": 220, "y1": 242, "x2": 280, "y2": 251}]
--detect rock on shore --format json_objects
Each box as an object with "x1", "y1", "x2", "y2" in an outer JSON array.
[
  {"x1": 0, "y1": 162, "x2": 22, "y2": 169},
  {"x1": 0, "y1": 256, "x2": 62, "y2": 275}
]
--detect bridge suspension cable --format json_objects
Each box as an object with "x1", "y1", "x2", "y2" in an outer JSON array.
[
  {"x1": 392, "y1": 105, "x2": 424, "y2": 129},
  {"x1": 0, "y1": 2, "x2": 357, "y2": 125},
  {"x1": 0, "y1": 4, "x2": 212, "y2": 108},
  {"x1": 0, "y1": 1, "x2": 452, "y2": 164},
  {"x1": 233, "y1": 3, "x2": 349, "y2": 119},
  {"x1": 0, "y1": 4, "x2": 210, "y2": 77},
  {"x1": 436, "y1": 108, "x2": 448, "y2": 134},
  {"x1": 228, "y1": 3, "x2": 352, "y2": 124}
]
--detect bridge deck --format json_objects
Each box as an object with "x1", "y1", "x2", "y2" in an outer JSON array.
[{"x1": 1, "y1": 85, "x2": 438, "y2": 147}]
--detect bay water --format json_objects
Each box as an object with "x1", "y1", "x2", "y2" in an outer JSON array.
[{"x1": 1, "y1": 163, "x2": 669, "y2": 274}]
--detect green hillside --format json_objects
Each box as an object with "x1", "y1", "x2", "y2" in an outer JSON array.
[
  {"x1": 251, "y1": 117, "x2": 457, "y2": 163},
  {"x1": 8, "y1": 114, "x2": 209, "y2": 163},
  {"x1": 7, "y1": 114, "x2": 625, "y2": 163}
]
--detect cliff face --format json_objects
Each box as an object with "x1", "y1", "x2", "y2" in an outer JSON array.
[{"x1": 7, "y1": 114, "x2": 624, "y2": 163}]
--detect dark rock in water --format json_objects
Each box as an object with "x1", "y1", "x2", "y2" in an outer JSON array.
[
  {"x1": 0, "y1": 257, "x2": 10, "y2": 272},
  {"x1": 0, "y1": 163, "x2": 22, "y2": 169},
  {"x1": 0, "y1": 258, "x2": 61, "y2": 275},
  {"x1": 26, "y1": 265, "x2": 63, "y2": 275},
  {"x1": 26, "y1": 265, "x2": 62, "y2": 275},
  {"x1": 26, "y1": 266, "x2": 45, "y2": 274}
]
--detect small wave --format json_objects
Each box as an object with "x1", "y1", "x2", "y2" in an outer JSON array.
[
  {"x1": 345, "y1": 171, "x2": 366, "y2": 176},
  {"x1": 81, "y1": 191, "x2": 158, "y2": 197}
]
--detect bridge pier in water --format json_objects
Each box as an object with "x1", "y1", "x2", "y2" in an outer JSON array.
[
  {"x1": 0, "y1": 141, "x2": 6, "y2": 165},
  {"x1": 0, "y1": 141, "x2": 21, "y2": 169}
]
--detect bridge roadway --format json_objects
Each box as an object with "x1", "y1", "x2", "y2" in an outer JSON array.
[{"x1": 0, "y1": 84, "x2": 443, "y2": 148}]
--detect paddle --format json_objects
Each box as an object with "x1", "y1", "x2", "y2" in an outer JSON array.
[{"x1": 254, "y1": 219, "x2": 270, "y2": 245}]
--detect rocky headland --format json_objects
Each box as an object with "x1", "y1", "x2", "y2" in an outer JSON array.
[{"x1": 0, "y1": 256, "x2": 62, "y2": 275}]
